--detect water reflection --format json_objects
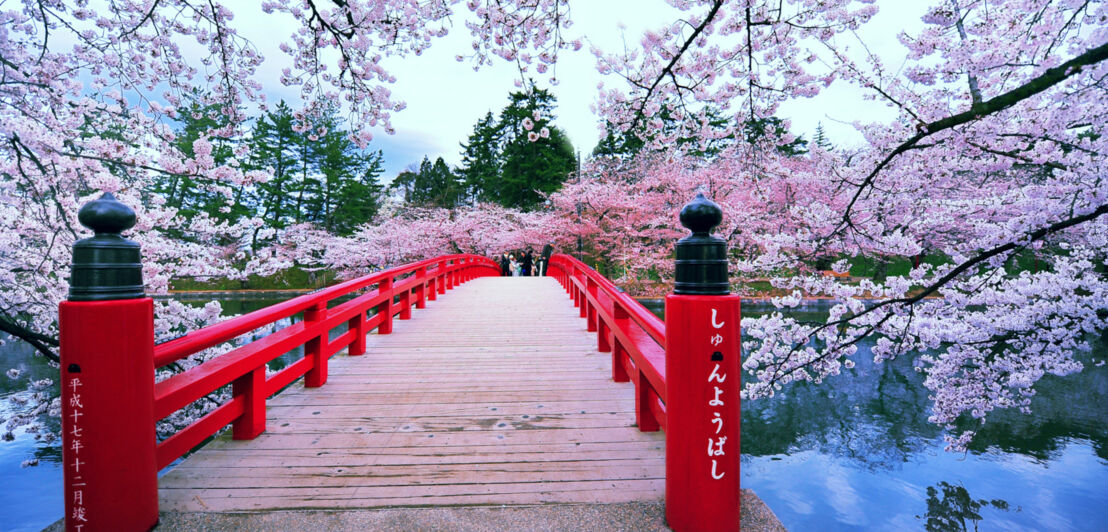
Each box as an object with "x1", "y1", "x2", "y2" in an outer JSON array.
[{"x1": 919, "y1": 481, "x2": 1010, "y2": 532}]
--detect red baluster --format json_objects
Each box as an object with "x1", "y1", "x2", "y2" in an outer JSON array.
[
  {"x1": 304, "y1": 302, "x2": 328, "y2": 387},
  {"x1": 378, "y1": 277, "x2": 394, "y2": 334},
  {"x1": 233, "y1": 366, "x2": 266, "y2": 439}
]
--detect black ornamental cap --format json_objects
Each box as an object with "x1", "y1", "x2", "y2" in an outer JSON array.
[
  {"x1": 68, "y1": 192, "x2": 145, "y2": 301},
  {"x1": 673, "y1": 193, "x2": 729, "y2": 295}
]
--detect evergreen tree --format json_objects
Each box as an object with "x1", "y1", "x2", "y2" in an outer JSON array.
[
  {"x1": 458, "y1": 111, "x2": 501, "y2": 204},
  {"x1": 248, "y1": 101, "x2": 300, "y2": 231},
  {"x1": 310, "y1": 107, "x2": 386, "y2": 233},
  {"x1": 489, "y1": 88, "x2": 575, "y2": 209},
  {"x1": 814, "y1": 122, "x2": 833, "y2": 150},
  {"x1": 743, "y1": 117, "x2": 808, "y2": 155},
  {"x1": 329, "y1": 150, "x2": 385, "y2": 235},
  {"x1": 499, "y1": 124, "x2": 575, "y2": 209},
  {"x1": 393, "y1": 156, "x2": 463, "y2": 208},
  {"x1": 151, "y1": 91, "x2": 248, "y2": 225}
]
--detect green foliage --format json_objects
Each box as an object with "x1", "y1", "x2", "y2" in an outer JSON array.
[
  {"x1": 592, "y1": 108, "x2": 803, "y2": 159},
  {"x1": 149, "y1": 92, "x2": 250, "y2": 229},
  {"x1": 743, "y1": 117, "x2": 808, "y2": 156},
  {"x1": 247, "y1": 100, "x2": 385, "y2": 237},
  {"x1": 169, "y1": 266, "x2": 338, "y2": 291},
  {"x1": 459, "y1": 111, "x2": 501, "y2": 204},
  {"x1": 456, "y1": 87, "x2": 577, "y2": 210},
  {"x1": 248, "y1": 101, "x2": 299, "y2": 230},
  {"x1": 391, "y1": 156, "x2": 463, "y2": 208},
  {"x1": 814, "y1": 122, "x2": 833, "y2": 150}
]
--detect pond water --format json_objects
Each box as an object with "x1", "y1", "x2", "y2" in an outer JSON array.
[
  {"x1": 642, "y1": 299, "x2": 1108, "y2": 531},
  {"x1": 1, "y1": 296, "x2": 1105, "y2": 531}
]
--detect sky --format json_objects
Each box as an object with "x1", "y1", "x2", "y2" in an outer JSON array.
[{"x1": 231, "y1": 1, "x2": 930, "y2": 181}]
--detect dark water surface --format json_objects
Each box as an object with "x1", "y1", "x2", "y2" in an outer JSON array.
[{"x1": 1, "y1": 296, "x2": 1106, "y2": 531}]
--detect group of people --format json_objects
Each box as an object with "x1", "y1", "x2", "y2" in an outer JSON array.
[{"x1": 499, "y1": 245, "x2": 552, "y2": 277}]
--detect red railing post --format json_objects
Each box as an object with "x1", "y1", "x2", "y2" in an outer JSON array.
[
  {"x1": 664, "y1": 193, "x2": 740, "y2": 532},
  {"x1": 232, "y1": 366, "x2": 266, "y2": 439},
  {"x1": 635, "y1": 376, "x2": 662, "y2": 432},
  {"x1": 399, "y1": 278, "x2": 412, "y2": 320},
  {"x1": 446, "y1": 260, "x2": 455, "y2": 290},
  {"x1": 304, "y1": 301, "x2": 329, "y2": 388},
  {"x1": 415, "y1": 266, "x2": 428, "y2": 309},
  {"x1": 598, "y1": 297, "x2": 614, "y2": 353},
  {"x1": 427, "y1": 268, "x2": 438, "y2": 301},
  {"x1": 59, "y1": 193, "x2": 158, "y2": 531},
  {"x1": 578, "y1": 273, "x2": 588, "y2": 318},
  {"x1": 438, "y1": 260, "x2": 447, "y2": 294},
  {"x1": 586, "y1": 277, "x2": 598, "y2": 332},
  {"x1": 348, "y1": 310, "x2": 367, "y2": 356},
  {"x1": 378, "y1": 276, "x2": 394, "y2": 334},
  {"x1": 610, "y1": 303, "x2": 630, "y2": 382}
]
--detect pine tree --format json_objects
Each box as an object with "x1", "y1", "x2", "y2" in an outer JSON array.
[
  {"x1": 814, "y1": 122, "x2": 833, "y2": 150},
  {"x1": 151, "y1": 91, "x2": 247, "y2": 225},
  {"x1": 329, "y1": 150, "x2": 385, "y2": 235},
  {"x1": 393, "y1": 156, "x2": 463, "y2": 208},
  {"x1": 458, "y1": 111, "x2": 501, "y2": 204},
  {"x1": 489, "y1": 88, "x2": 575, "y2": 210},
  {"x1": 248, "y1": 101, "x2": 300, "y2": 232}
]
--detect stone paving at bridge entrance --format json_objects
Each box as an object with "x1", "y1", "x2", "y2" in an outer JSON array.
[{"x1": 159, "y1": 276, "x2": 670, "y2": 511}]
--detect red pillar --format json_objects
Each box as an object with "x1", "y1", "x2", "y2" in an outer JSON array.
[
  {"x1": 437, "y1": 261, "x2": 447, "y2": 294},
  {"x1": 415, "y1": 266, "x2": 428, "y2": 309},
  {"x1": 59, "y1": 193, "x2": 157, "y2": 531},
  {"x1": 232, "y1": 365, "x2": 266, "y2": 439},
  {"x1": 399, "y1": 285, "x2": 412, "y2": 320},
  {"x1": 586, "y1": 278, "x2": 598, "y2": 332},
  {"x1": 60, "y1": 299, "x2": 158, "y2": 532},
  {"x1": 348, "y1": 313, "x2": 367, "y2": 356},
  {"x1": 664, "y1": 192, "x2": 740, "y2": 532}
]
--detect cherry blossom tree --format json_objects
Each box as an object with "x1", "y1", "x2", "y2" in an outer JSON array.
[
  {"x1": 0, "y1": 0, "x2": 572, "y2": 445},
  {"x1": 582, "y1": 0, "x2": 1108, "y2": 450}
]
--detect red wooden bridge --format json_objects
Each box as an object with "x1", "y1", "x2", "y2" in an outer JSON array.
[{"x1": 55, "y1": 193, "x2": 751, "y2": 531}]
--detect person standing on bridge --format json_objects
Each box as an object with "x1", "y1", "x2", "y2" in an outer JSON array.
[
  {"x1": 522, "y1": 249, "x2": 533, "y2": 276},
  {"x1": 534, "y1": 252, "x2": 546, "y2": 276},
  {"x1": 499, "y1": 252, "x2": 510, "y2": 276},
  {"x1": 541, "y1": 244, "x2": 554, "y2": 276}
]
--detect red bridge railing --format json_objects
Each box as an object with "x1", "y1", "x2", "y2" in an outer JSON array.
[
  {"x1": 150, "y1": 254, "x2": 499, "y2": 470},
  {"x1": 58, "y1": 207, "x2": 499, "y2": 532},
  {"x1": 548, "y1": 254, "x2": 669, "y2": 432},
  {"x1": 549, "y1": 197, "x2": 742, "y2": 532},
  {"x1": 58, "y1": 192, "x2": 740, "y2": 532}
]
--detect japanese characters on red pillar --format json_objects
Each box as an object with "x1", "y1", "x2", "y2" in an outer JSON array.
[
  {"x1": 66, "y1": 375, "x2": 88, "y2": 528},
  {"x1": 708, "y1": 308, "x2": 730, "y2": 481}
]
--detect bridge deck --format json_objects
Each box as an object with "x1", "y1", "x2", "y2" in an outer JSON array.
[{"x1": 159, "y1": 276, "x2": 666, "y2": 511}]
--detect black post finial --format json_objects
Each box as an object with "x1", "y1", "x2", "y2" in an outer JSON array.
[
  {"x1": 68, "y1": 192, "x2": 145, "y2": 301},
  {"x1": 674, "y1": 192, "x2": 729, "y2": 295}
]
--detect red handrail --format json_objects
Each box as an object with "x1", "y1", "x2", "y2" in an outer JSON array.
[
  {"x1": 548, "y1": 254, "x2": 668, "y2": 431},
  {"x1": 152, "y1": 254, "x2": 500, "y2": 469}
]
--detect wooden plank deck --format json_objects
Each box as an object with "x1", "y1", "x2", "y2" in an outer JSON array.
[{"x1": 159, "y1": 276, "x2": 666, "y2": 512}]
